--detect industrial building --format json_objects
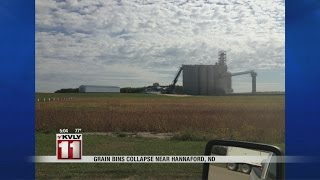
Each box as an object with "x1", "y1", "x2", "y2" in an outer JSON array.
[
  {"x1": 168, "y1": 51, "x2": 257, "y2": 95},
  {"x1": 79, "y1": 85, "x2": 120, "y2": 93}
]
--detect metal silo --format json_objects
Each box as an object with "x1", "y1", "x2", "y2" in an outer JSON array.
[
  {"x1": 182, "y1": 65, "x2": 216, "y2": 95},
  {"x1": 183, "y1": 65, "x2": 199, "y2": 95}
]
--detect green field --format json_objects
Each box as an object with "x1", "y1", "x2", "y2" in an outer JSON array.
[
  {"x1": 36, "y1": 93, "x2": 284, "y2": 179},
  {"x1": 36, "y1": 132, "x2": 284, "y2": 179},
  {"x1": 36, "y1": 133, "x2": 206, "y2": 179}
]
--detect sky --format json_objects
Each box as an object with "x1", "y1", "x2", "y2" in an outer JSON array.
[{"x1": 36, "y1": 0, "x2": 284, "y2": 93}]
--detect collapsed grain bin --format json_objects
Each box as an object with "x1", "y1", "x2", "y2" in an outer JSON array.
[{"x1": 168, "y1": 51, "x2": 257, "y2": 95}]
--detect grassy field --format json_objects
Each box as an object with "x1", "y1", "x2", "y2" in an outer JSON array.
[
  {"x1": 36, "y1": 133, "x2": 207, "y2": 179},
  {"x1": 36, "y1": 132, "x2": 284, "y2": 179},
  {"x1": 36, "y1": 93, "x2": 284, "y2": 144}
]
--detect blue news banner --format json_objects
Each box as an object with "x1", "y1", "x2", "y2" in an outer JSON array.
[
  {"x1": 0, "y1": 0, "x2": 35, "y2": 179},
  {"x1": 286, "y1": 0, "x2": 320, "y2": 179}
]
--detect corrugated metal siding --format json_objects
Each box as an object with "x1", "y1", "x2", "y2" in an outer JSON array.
[
  {"x1": 183, "y1": 65, "x2": 216, "y2": 95},
  {"x1": 207, "y1": 66, "x2": 215, "y2": 95},
  {"x1": 183, "y1": 65, "x2": 199, "y2": 95},
  {"x1": 199, "y1": 65, "x2": 208, "y2": 95}
]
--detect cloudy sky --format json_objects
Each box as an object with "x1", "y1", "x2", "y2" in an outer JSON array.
[{"x1": 36, "y1": 0, "x2": 284, "y2": 93}]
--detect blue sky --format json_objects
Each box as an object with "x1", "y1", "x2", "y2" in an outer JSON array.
[{"x1": 36, "y1": 0, "x2": 284, "y2": 93}]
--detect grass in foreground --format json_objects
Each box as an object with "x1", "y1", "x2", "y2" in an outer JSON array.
[{"x1": 36, "y1": 133, "x2": 207, "y2": 179}]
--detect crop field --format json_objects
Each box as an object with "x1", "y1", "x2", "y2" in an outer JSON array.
[
  {"x1": 36, "y1": 93, "x2": 284, "y2": 144},
  {"x1": 36, "y1": 93, "x2": 284, "y2": 179}
]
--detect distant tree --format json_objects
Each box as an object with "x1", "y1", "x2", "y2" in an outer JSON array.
[
  {"x1": 211, "y1": 146, "x2": 227, "y2": 155},
  {"x1": 55, "y1": 88, "x2": 79, "y2": 93},
  {"x1": 120, "y1": 87, "x2": 146, "y2": 93}
]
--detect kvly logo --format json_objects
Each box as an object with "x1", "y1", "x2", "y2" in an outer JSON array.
[{"x1": 56, "y1": 134, "x2": 82, "y2": 160}]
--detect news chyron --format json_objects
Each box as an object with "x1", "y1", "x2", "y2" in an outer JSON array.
[{"x1": 56, "y1": 128, "x2": 82, "y2": 160}]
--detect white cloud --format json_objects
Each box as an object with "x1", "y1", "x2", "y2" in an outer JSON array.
[{"x1": 36, "y1": 0, "x2": 284, "y2": 92}]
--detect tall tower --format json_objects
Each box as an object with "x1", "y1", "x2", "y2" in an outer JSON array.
[
  {"x1": 218, "y1": 51, "x2": 226, "y2": 65},
  {"x1": 214, "y1": 50, "x2": 232, "y2": 94}
]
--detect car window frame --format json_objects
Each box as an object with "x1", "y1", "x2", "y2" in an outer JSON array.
[{"x1": 202, "y1": 140, "x2": 284, "y2": 180}]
